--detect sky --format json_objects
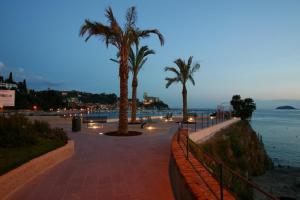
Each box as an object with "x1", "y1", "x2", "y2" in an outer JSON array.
[{"x1": 0, "y1": 0, "x2": 299, "y2": 108}]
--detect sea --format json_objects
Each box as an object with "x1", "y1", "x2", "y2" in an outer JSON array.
[{"x1": 251, "y1": 109, "x2": 300, "y2": 168}]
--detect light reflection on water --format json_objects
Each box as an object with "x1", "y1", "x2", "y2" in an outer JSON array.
[{"x1": 251, "y1": 109, "x2": 300, "y2": 167}]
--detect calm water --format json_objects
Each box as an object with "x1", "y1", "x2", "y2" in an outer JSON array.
[
  {"x1": 85, "y1": 108, "x2": 215, "y2": 119},
  {"x1": 251, "y1": 109, "x2": 300, "y2": 167}
]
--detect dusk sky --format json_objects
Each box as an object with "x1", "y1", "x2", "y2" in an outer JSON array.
[{"x1": 0, "y1": 0, "x2": 299, "y2": 108}]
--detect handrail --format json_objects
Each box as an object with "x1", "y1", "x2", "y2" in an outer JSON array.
[
  {"x1": 176, "y1": 122, "x2": 279, "y2": 200},
  {"x1": 177, "y1": 133, "x2": 221, "y2": 199}
]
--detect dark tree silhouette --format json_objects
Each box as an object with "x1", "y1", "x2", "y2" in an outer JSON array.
[
  {"x1": 128, "y1": 44, "x2": 155, "y2": 122},
  {"x1": 6, "y1": 72, "x2": 14, "y2": 83},
  {"x1": 230, "y1": 95, "x2": 256, "y2": 120},
  {"x1": 80, "y1": 7, "x2": 164, "y2": 134},
  {"x1": 111, "y1": 44, "x2": 155, "y2": 123},
  {"x1": 165, "y1": 56, "x2": 200, "y2": 122}
]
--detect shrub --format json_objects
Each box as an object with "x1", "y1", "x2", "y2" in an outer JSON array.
[
  {"x1": 230, "y1": 95, "x2": 256, "y2": 120},
  {"x1": 0, "y1": 114, "x2": 68, "y2": 148}
]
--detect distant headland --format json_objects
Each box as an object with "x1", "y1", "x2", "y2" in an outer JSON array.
[{"x1": 276, "y1": 106, "x2": 297, "y2": 110}]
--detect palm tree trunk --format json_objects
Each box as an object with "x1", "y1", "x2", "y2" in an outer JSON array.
[
  {"x1": 118, "y1": 50, "x2": 129, "y2": 134},
  {"x1": 131, "y1": 76, "x2": 138, "y2": 123},
  {"x1": 182, "y1": 84, "x2": 188, "y2": 122}
]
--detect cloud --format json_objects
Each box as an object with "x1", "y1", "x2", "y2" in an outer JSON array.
[
  {"x1": 16, "y1": 67, "x2": 25, "y2": 74},
  {"x1": 0, "y1": 62, "x2": 5, "y2": 71},
  {"x1": 0, "y1": 63, "x2": 64, "y2": 89},
  {"x1": 21, "y1": 71, "x2": 65, "y2": 88}
]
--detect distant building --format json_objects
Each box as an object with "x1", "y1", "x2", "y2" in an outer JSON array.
[
  {"x1": 143, "y1": 92, "x2": 160, "y2": 105},
  {"x1": 0, "y1": 72, "x2": 18, "y2": 89},
  {"x1": 0, "y1": 82, "x2": 17, "y2": 89}
]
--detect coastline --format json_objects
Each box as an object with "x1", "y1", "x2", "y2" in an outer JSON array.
[{"x1": 254, "y1": 166, "x2": 300, "y2": 199}]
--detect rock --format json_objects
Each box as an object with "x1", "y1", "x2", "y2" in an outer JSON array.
[{"x1": 276, "y1": 106, "x2": 297, "y2": 110}]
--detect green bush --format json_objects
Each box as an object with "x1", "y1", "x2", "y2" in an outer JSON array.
[{"x1": 0, "y1": 114, "x2": 68, "y2": 148}]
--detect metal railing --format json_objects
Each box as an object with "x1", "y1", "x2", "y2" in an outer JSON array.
[
  {"x1": 176, "y1": 122, "x2": 278, "y2": 200},
  {"x1": 179, "y1": 112, "x2": 231, "y2": 133}
]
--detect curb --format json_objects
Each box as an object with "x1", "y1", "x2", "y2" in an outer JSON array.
[{"x1": 0, "y1": 140, "x2": 75, "y2": 200}]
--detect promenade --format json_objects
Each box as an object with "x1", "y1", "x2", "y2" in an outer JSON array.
[
  {"x1": 8, "y1": 118, "x2": 175, "y2": 200},
  {"x1": 6, "y1": 116, "x2": 238, "y2": 200}
]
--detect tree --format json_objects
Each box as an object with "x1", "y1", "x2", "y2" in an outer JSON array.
[
  {"x1": 6, "y1": 72, "x2": 14, "y2": 83},
  {"x1": 80, "y1": 7, "x2": 164, "y2": 134},
  {"x1": 230, "y1": 95, "x2": 242, "y2": 116},
  {"x1": 111, "y1": 44, "x2": 155, "y2": 123},
  {"x1": 230, "y1": 95, "x2": 256, "y2": 120},
  {"x1": 165, "y1": 56, "x2": 200, "y2": 122}
]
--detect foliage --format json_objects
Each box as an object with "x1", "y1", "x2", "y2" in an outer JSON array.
[
  {"x1": 164, "y1": 56, "x2": 200, "y2": 88},
  {"x1": 165, "y1": 56, "x2": 200, "y2": 121},
  {"x1": 79, "y1": 92, "x2": 117, "y2": 104},
  {"x1": 0, "y1": 114, "x2": 68, "y2": 174},
  {"x1": 128, "y1": 44, "x2": 155, "y2": 75},
  {"x1": 230, "y1": 95, "x2": 256, "y2": 120},
  {"x1": 190, "y1": 121, "x2": 273, "y2": 199},
  {"x1": 1, "y1": 72, "x2": 118, "y2": 110},
  {"x1": 111, "y1": 43, "x2": 157, "y2": 122},
  {"x1": 0, "y1": 114, "x2": 68, "y2": 148},
  {"x1": 0, "y1": 137, "x2": 66, "y2": 175},
  {"x1": 79, "y1": 6, "x2": 164, "y2": 134}
]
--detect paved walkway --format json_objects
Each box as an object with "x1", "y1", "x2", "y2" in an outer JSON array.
[
  {"x1": 8, "y1": 118, "x2": 176, "y2": 200},
  {"x1": 189, "y1": 118, "x2": 240, "y2": 143}
]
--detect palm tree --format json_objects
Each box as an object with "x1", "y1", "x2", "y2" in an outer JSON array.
[
  {"x1": 111, "y1": 44, "x2": 155, "y2": 123},
  {"x1": 129, "y1": 44, "x2": 155, "y2": 123},
  {"x1": 80, "y1": 7, "x2": 164, "y2": 134},
  {"x1": 165, "y1": 56, "x2": 200, "y2": 122}
]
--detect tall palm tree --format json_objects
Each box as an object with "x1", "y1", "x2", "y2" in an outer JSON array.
[
  {"x1": 129, "y1": 44, "x2": 155, "y2": 123},
  {"x1": 111, "y1": 44, "x2": 155, "y2": 123},
  {"x1": 80, "y1": 7, "x2": 164, "y2": 134},
  {"x1": 165, "y1": 56, "x2": 200, "y2": 122}
]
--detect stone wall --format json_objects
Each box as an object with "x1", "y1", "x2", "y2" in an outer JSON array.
[{"x1": 169, "y1": 129, "x2": 235, "y2": 200}]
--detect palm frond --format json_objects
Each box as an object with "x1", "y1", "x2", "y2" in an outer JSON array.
[
  {"x1": 174, "y1": 58, "x2": 185, "y2": 71},
  {"x1": 191, "y1": 63, "x2": 200, "y2": 74},
  {"x1": 187, "y1": 56, "x2": 193, "y2": 68},
  {"x1": 165, "y1": 56, "x2": 200, "y2": 87},
  {"x1": 174, "y1": 58, "x2": 186, "y2": 79},
  {"x1": 138, "y1": 58, "x2": 148, "y2": 71},
  {"x1": 165, "y1": 77, "x2": 179, "y2": 88},
  {"x1": 188, "y1": 75, "x2": 195, "y2": 85},
  {"x1": 125, "y1": 6, "x2": 137, "y2": 29},
  {"x1": 105, "y1": 7, "x2": 122, "y2": 37},
  {"x1": 110, "y1": 58, "x2": 119, "y2": 63},
  {"x1": 143, "y1": 49, "x2": 155, "y2": 57},
  {"x1": 136, "y1": 46, "x2": 154, "y2": 66},
  {"x1": 164, "y1": 67, "x2": 180, "y2": 77},
  {"x1": 138, "y1": 29, "x2": 165, "y2": 46},
  {"x1": 79, "y1": 19, "x2": 120, "y2": 48},
  {"x1": 128, "y1": 47, "x2": 136, "y2": 72}
]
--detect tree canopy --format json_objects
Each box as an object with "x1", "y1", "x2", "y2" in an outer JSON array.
[{"x1": 230, "y1": 95, "x2": 256, "y2": 120}]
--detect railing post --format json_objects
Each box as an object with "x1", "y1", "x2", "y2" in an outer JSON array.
[
  {"x1": 201, "y1": 113, "x2": 204, "y2": 129},
  {"x1": 207, "y1": 113, "x2": 209, "y2": 127},
  {"x1": 219, "y1": 163, "x2": 224, "y2": 200},
  {"x1": 186, "y1": 136, "x2": 189, "y2": 160},
  {"x1": 194, "y1": 116, "x2": 197, "y2": 132}
]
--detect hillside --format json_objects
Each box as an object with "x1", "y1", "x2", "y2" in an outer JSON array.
[{"x1": 199, "y1": 121, "x2": 273, "y2": 176}]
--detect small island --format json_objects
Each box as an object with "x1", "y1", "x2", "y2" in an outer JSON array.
[{"x1": 276, "y1": 105, "x2": 296, "y2": 110}]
